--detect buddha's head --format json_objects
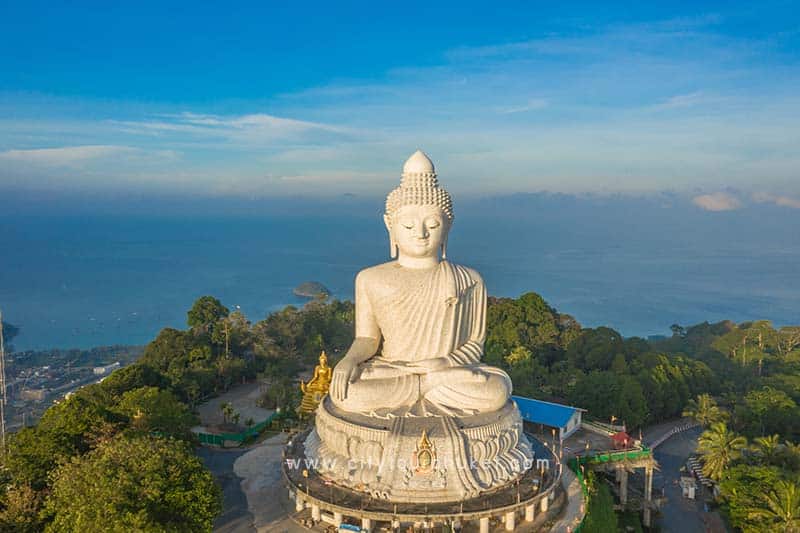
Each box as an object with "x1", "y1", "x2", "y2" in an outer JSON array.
[
  {"x1": 384, "y1": 151, "x2": 454, "y2": 261},
  {"x1": 319, "y1": 350, "x2": 328, "y2": 368}
]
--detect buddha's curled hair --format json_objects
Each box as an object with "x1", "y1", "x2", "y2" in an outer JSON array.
[{"x1": 384, "y1": 167, "x2": 454, "y2": 225}]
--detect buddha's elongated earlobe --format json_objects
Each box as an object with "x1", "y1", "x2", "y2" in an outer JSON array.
[
  {"x1": 441, "y1": 232, "x2": 448, "y2": 260},
  {"x1": 389, "y1": 232, "x2": 398, "y2": 258}
]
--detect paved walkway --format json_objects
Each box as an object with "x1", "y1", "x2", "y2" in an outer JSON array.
[
  {"x1": 201, "y1": 434, "x2": 307, "y2": 533},
  {"x1": 233, "y1": 434, "x2": 307, "y2": 532},
  {"x1": 642, "y1": 418, "x2": 697, "y2": 448},
  {"x1": 547, "y1": 468, "x2": 585, "y2": 533}
]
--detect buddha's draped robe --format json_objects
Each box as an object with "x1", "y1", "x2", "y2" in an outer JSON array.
[{"x1": 333, "y1": 261, "x2": 512, "y2": 416}]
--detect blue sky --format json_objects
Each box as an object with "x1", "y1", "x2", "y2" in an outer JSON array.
[{"x1": 1, "y1": 1, "x2": 799, "y2": 208}]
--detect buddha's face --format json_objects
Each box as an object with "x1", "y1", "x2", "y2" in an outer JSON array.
[{"x1": 386, "y1": 204, "x2": 449, "y2": 260}]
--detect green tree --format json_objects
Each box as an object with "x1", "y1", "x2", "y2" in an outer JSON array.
[
  {"x1": 0, "y1": 483, "x2": 43, "y2": 532},
  {"x1": 99, "y1": 363, "x2": 168, "y2": 398},
  {"x1": 259, "y1": 377, "x2": 299, "y2": 412},
  {"x1": 747, "y1": 480, "x2": 800, "y2": 532},
  {"x1": 220, "y1": 402, "x2": 234, "y2": 424},
  {"x1": 570, "y1": 371, "x2": 648, "y2": 428},
  {"x1": 3, "y1": 427, "x2": 64, "y2": 490},
  {"x1": 782, "y1": 441, "x2": 800, "y2": 471},
  {"x1": 187, "y1": 296, "x2": 229, "y2": 332},
  {"x1": 211, "y1": 310, "x2": 251, "y2": 356},
  {"x1": 683, "y1": 394, "x2": 727, "y2": 427},
  {"x1": 697, "y1": 422, "x2": 748, "y2": 481},
  {"x1": 504, "y1": 345, "x2": 532, "y2": 366},
  {"x1": 750, "y1": 435, "x2": 783, "y2": 466},
  {"x1": 736, "y1": 386, "x2": 798, "y2": 439},
  {"x1": 776, "y1": 327, "x2": 800, "y2": 358},
  {"x1": 566, "y1": 327, "x2": 626, "y2": 372},
  {"x1": 582, "y1": 473, "x2": 620, "y2": 532},
  {"x1": 719, "y1": 464, "x2": 783, "y2": 532},
  {"x1": 114, "y1": 386, "x2": 197, "y2": 439},
  {"x1": 36, "y1": 393, "x2": 121, "y2": 456},
  {"x1": 611, "y1": 353, "x2": 628, "y2": 374},
  {"x1": 670, "y1": 324, "x2": 686, "y2": 338},
  {"x1": 140, "y1": 328, "x2": 195, "y2": 374},
  {"x1": 44, "y1": 435, "x2": 222, "y2": 532}
]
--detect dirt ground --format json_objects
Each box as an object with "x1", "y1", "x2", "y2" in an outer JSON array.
[{"x1": 196, "y1": 381, "x2": 274, "y2": 431}]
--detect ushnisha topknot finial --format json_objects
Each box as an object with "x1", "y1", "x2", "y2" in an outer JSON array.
[{"x1": 385, "y1": 150, "x2": 454, "y2": 224}]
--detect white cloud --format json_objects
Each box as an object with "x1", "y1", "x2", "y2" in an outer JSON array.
[
  {"x1": 653, "y1": 92, "x2": 707, "y2": 110},
  {"x1": 752, "y1": 192, "x2": 800, "y2": 209},
  {"x1": 2, "y1": 17, "x2": 800, "y2": 197},
  {"x1": 692, "y1": 192, "x2": 742, "y2": 211},
  {"x1": 497, "y1": 99, "x2": 549, "y2": 114},
  {"x1": 114, "y1": 112, "x2": 345, "y2": 143},
  {"x1": 0, "y1": 145, "x2": 135, "y2": 166},
  {"x1": 209, "y1": 170, "x2": 384, "y2": 196}
]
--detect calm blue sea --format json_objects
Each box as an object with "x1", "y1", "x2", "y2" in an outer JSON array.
[{"x1": 1, "y1": 195, "x2": 798, "y2": 351}]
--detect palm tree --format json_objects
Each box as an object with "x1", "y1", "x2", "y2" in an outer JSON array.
[
  {"x1": 220, "y1": 402, "x2": 234, "y2": 424},
  {"x1": 783, "y1": 441, "x2": 800, "y2": 471},
  {"x1": 697, "y1": 422, "x2": 748, "y2": 481},
  {"x1": 682, "y1": 394, "x2": 727, "y2": 427},
  {"x1": 750, "y1": 435, "x2": 782, "y2": 465},
  {"x1": 748, "y1": 480, "x2": 800, "y2": 532}
]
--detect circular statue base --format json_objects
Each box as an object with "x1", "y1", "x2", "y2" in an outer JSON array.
[
  {"x1": 283, "y1": 427, "x2": 563, "y2": 531},
  {"x1": 304, "y1": 397, "x2": 533, "y2": 503}
]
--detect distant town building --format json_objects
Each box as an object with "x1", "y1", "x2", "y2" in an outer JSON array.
[
  {"x1": 93, "y1": 362, "x2": 120, "y2": 376},
  {"x1": 21, "y1": 388, "x2": 47, "y2": 401},
  {"x1": 513, "y1": 396, "x2": 585, "y2": 439}
]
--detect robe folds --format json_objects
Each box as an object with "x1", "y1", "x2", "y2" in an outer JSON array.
[{"x1": 333, "y1": 261, "x2": 512, "y2": 416}]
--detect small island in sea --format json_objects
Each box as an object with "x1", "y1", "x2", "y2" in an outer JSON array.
[{"x1": 293, "y1": 281, "x2": 330, "y2": 299}]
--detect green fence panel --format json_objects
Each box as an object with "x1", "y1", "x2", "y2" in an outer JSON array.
[{"x1": 195, "y1": 412, "x2": 278, "y2": 446}]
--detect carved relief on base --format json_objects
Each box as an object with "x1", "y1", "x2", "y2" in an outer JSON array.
[{"x1": 303, "y1": 398, "x2": 534, "y2": 503}]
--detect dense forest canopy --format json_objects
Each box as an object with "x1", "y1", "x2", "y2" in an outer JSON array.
[{"x1": 1, "y1": 292, "x2": 798, "y2": 531}]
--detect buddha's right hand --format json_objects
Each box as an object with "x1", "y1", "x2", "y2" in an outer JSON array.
[{"x1": 331, "y1": 357, "x2": 361, "y2": 401}]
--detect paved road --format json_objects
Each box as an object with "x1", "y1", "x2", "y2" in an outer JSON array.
[
  {"x1": 197, "y1": 446, "x2": 257, "y2": 533},
  {"x1": 653, "y1": 426, "x2": 726, "y2": 533}
]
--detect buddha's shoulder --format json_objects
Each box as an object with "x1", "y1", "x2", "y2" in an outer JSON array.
[
  {"x1": 451, "y1": 263, "x2": 484, "y2": 286},
  {"x1": 355, "y1": 261, "x2": 397, "y2": 285}
]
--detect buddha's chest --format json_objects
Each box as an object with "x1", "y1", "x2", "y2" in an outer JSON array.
[{"x1": 367, "y1": 268, "x2": 432, "y2": 304}]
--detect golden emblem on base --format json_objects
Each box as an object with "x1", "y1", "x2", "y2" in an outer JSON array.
[
  {"x1": 412, "y1": 430, "x2": 436, "y2": 474},
  {"x1": 298, "y1": 351, "x2": 332, "y2": 416}
]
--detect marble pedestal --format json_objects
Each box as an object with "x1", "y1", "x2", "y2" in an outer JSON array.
[{"x1": 303, "y1": 397, "x2": 533, "y2": 503}]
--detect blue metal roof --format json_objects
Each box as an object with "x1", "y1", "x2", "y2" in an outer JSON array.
[{"x1": 512, "y1": 396, "x2": 582, "y2": 428}]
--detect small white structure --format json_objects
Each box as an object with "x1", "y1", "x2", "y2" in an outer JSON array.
[
  {"x1": 680, "y1": 476, "x2": 697, "y2": 499},
  {"x1": 93, "y1": 362, "x2": 120, "y2": 376}
]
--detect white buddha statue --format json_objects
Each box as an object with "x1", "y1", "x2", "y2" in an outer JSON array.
[
  {"x1": 329, "y1": 150, "x2": 512, "y2": 417},
  {"x1": 303, "y1": 152, "x2": 532, "y2": 502}
]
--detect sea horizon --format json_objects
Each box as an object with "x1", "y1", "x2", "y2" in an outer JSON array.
[{"x1": 2, "y1": 193, "x2": 798, "y2": 352}]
